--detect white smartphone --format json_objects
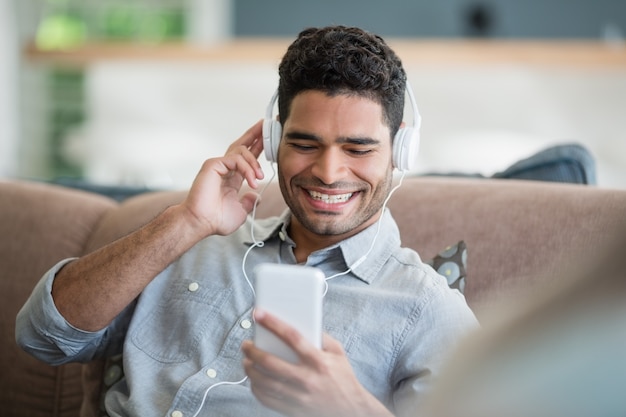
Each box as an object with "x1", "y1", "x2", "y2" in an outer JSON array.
[{"x1": 253, "y1": 263, "x2": 325, "y2": 363}]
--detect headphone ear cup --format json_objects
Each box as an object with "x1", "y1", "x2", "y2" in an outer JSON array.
[
  {"x1": 263, "y1": 119, "x2": 282, "y2": 163},
  {"x1": 393, "y1": 127, "x2": 420, "y2": 171}
]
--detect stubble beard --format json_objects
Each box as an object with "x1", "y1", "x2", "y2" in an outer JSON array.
[{"x1": 278, "y1": 169, "x2": 393, "y2": 237}]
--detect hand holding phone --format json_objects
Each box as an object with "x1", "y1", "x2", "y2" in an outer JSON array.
[{"x1": 253, "y1": 263, "x2": 325, "y2": 363}]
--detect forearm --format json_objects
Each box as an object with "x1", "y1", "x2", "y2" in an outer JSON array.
[{"x1": 51, "y1": 204, "x2": 205, "y2": 331}]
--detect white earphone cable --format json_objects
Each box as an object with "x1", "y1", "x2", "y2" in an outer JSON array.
[
  {"x1": 322, "y1": 170, "x2": 406, "y2": 295},
  {"x1": 190, "y1": 376, "x2": 249, "y2": 417},
  {"x1": 192, "y1": 164, "x2": 277, "y2": 417},
  {"x1": 242, "y1": 163, "x2": 277, "y2": 297}
]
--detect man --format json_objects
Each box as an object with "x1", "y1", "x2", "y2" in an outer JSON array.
[{"x1": 17, "y1": 26, "x2": 477, "y2": 417}]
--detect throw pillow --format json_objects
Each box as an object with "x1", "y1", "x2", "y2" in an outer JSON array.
[
  {"x1": 421, "y1": 143, "x2": 596, "y2": 185},
  {"x1": 492, "y1": 143, "x2": 596, "y2": 185},
  {"x1": 425, "y1": 240, "x2": 467, "y2": 293}
]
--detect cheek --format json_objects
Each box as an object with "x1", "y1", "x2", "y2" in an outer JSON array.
[
  {"x1": 277, "y1": 154, "x2": 297, "y2": 178},
  {"x1": 363, "y1": 162, "x2": 394, "y2": 196},
  {"x1": 277, "y1": 152, "x2": 304, "y2": 187},
  {"x1": 278, "y1": 147, "x2": 317, "y2": 176},
  {"x1": 355, "y1": 157, "x2": 392, "y2": 182}
]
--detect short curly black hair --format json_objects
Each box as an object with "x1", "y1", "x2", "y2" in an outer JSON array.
[{"x1": 277, "y1": 25, "x2": 407, "y2": 140}]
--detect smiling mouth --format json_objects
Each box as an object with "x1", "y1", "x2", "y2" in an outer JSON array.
[{"x1": 307, "y1": 190, "x2": 354, "y2": 204}]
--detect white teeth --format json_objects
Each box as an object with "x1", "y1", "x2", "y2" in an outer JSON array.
[{"x1": 308, "y1": 190, "x2": 353, "y2": 204}]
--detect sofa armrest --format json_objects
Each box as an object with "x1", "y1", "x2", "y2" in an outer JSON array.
[{"x1": 0, "y1": 180, "x2": 117, "y2": 417}]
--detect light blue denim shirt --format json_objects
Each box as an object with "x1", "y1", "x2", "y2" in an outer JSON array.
[{"x1": 17, "y1": 208, "x2": 477, "y2": 417}]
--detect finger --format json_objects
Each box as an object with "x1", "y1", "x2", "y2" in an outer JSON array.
[
  {"x1": 222, "y1": 148, "x2": 263, "y2": 188},
  {"x1": 249, "y1": 378, "x2": 292, "y2": 412},
  {"x1": 216, "y1": 153, "x2": 262, "y2": 190},
  {"x1": 227, "y1": 119, "x2": 264, "y2": 154},
  {"x1": 248, "y1": 125, "x2": 265, "y2": 159},
  {"x1": 226, "y1": 144, "x2": 265, "y2": 185},
  {"x1": 242, "y1": 334, "x2": 306, "y2": 393},
  {"x1": 253, "y1": 309, "x2": 319, "y2": 361},
  {"x1": 242, "y1": 342, "x2": 296, "y2": 406},
  {"x1": 242, "y1": 337, "x2": 290, "y2": 377},
  {"x1": 322, "y1": 333, "x2": 345, "y2": 354},
  {"x1": 244, "y1": 368, "x2": 299, "y2": 413},
  {"x1": 237, "y1": 143, "x2": 265, "y2": 182}
]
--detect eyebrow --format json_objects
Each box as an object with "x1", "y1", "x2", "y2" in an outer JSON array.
[
  {"x1": 284, "y1": 131, "x2": 320, "y2": 141},
  {"x1": 284, "y1": 131, "x2": 381, "y2": 146}
]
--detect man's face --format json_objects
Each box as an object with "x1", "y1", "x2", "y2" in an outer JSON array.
[{"x1": 277, "y1": 90, "x2": 394, "y2": 241}]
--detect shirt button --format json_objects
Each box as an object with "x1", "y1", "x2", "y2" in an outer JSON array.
[
  {"x1": 188, "y1": 282, "x2": 199, "y2": 292},
  {"x1": 240, "y1": 319, "x2": 252, "y2": 329},
  {"x1": 206, "y1": 368, "x2": 217, "y2": 378},
  {"x1": 171, "y1": 411, "x2": 183, "y2": 417}
]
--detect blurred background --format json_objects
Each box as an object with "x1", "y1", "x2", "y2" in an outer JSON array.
[{"x1": 1, "y1": 0, "x2": 625, "y2": 190}]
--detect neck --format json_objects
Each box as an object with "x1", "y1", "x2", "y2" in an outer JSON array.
[{"x1": 288, "y1": 212, "x2": 381, "y2": 264}]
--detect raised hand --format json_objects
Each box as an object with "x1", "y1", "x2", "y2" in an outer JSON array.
[
  {"x1": 180, "y1": 119, "x2": 266, "y2": 238},
  {"x1": 48, "y1": 120, "x2": 267, "y2": 332}
]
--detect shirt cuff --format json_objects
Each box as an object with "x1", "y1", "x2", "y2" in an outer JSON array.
[{"x1": 16, "y1": 258, "x2": 107, "y2": 363}]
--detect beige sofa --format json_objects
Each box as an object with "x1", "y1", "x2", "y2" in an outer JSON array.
[{"x1": 2, "y1": 177, "x2": 626, "y2": 417}]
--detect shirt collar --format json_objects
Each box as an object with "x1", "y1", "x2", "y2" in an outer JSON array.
[
  {"x1": 334, "y1": 209, "x2": 401, "y2": 284},
  {"x1": 245, "y1": 208, "x2": 401, "y2": 285},
  {"x1": 244, "y1": 209, "x2": 291, "y2": 245}
]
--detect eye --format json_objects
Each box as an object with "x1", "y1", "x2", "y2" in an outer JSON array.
[
  {"x1": 289, "y1": 142, "x2": 317, "y2": 152},
  {"x1": 346, "y1": 147, "x2": 374, "y2": 156}
]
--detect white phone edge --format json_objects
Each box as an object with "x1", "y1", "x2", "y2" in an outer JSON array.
[{"x1": 253, "y1": 263, "x2": 325, "y2": 363}]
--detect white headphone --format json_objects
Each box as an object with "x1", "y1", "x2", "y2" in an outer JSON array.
[{"x1": 262, "y1": 82, "x2": 422, "y2": 171}]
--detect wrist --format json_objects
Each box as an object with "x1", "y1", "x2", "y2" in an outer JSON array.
[{"x1": 161, "y1": 204, "x2": 214, "y2": 247}]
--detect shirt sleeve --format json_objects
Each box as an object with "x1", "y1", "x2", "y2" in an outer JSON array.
[{"x1": 15, "y1": 258, "x2": 111, "y2": 365}]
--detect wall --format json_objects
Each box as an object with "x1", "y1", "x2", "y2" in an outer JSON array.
[
  {"x1": 0, "y1": 0, "x2": 18, "y2": 177},
  {"x1": 72, "y1": 57, "x2": 626, "y2": 190},
  {"x1": 13, "y1": 1, "x2": 626, "y2": 189},
  {"x1": 234, "y1": 0, "x2": 626, "y2": 38}
]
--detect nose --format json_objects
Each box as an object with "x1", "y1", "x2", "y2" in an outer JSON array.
[{"x1": 310, "y1": 148, "x2": 348, "y2": 185}]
